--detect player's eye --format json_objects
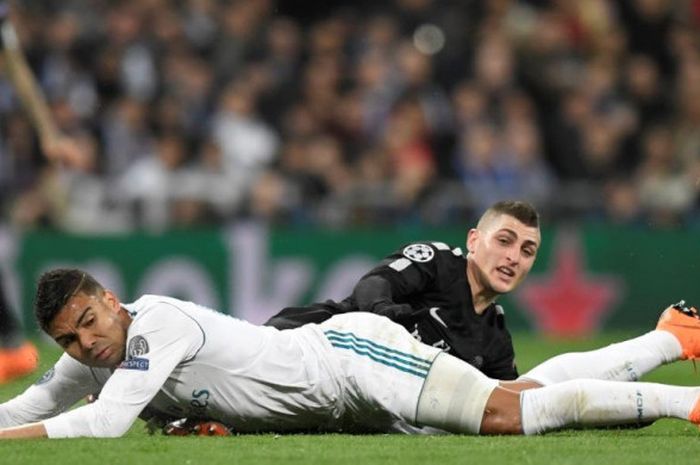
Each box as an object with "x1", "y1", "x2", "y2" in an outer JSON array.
[{"x1": 58, "y1": 335, "x2": 75, "y2": 348}]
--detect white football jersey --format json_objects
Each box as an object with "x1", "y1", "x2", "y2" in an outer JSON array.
[
  {"x1": 0, "y1": 295, "x2": 346, "y2": 437},
  {"x1": 0, "y1": 296, "x2": 443, "y2": 437}
]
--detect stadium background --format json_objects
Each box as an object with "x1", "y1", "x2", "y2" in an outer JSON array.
[{"x1": 1, "y1": 0, "x2": 700, "y2": 341}]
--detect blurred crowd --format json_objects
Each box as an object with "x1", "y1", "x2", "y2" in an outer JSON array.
[{"x1": 1, "y1": 0, "x2": 700, "y2": 231}]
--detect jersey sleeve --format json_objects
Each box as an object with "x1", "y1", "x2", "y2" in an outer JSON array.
[
  {"x1": 42, "y1": 302, "x2": 204, "y2": 438},
  {"x1": 0, "y1": 353, "x2": 102, "y2": 428},
  {"x1": 360, "y1": 242, "x2": 443, "y2": 303}
]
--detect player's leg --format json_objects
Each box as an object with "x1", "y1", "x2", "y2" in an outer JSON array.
[
  {"x1": 415, "y1": 351, "x2": 499, "y2": 433},
  {"x1": 517, "y1": 379, "x2": 700, "y2": 435},
  {"x1": 0, "y1": 273, "x2": 38, "y2": 384},
  {"x1": 318, "y1": 312, "x2": 446, "y2": 431},
  {"x1": 514, "y1": 331, "x2": 680, "y2": 387},
  {"x1": 415, "y1": 351, "x2": 700, "y2": 435},
  {"x1": 508, "y1": 301, "x2": 697, "y2": 390}
]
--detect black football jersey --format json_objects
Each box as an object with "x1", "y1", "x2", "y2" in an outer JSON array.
[{"x1": 265, "y1": 241, "x2": 518, "y2": 380}]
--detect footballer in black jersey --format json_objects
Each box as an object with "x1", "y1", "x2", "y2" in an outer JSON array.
[
  {"x1": 266, "y1": 200, "x2": 541, "y2": 381},
  {"x1": 267, "y1": 241, "x2": 519, "y2": 379}
]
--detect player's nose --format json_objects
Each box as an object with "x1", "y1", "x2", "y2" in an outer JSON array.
[
  {"x1": 78, "y1": 330, "x2": 96, "y2": 350},
  {"x1": 505, "y1": 246, "x2": 519, "y2": 264}
]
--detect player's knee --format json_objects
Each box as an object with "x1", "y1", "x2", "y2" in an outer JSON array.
[{"x1": 415, "y1": 353, "x2": 499, "y2": 434}]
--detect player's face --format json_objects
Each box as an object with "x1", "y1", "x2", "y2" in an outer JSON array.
[
  {"x1": 467, "y1": 214, "x2": 540, "y2": 295},
  {"x1": 48, "y1": 290, "x2": 130, "y2": 368}
]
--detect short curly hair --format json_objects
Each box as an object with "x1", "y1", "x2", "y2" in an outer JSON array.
[{"x1": 34, "y1": 269, "x2": 104, "y2": 332}]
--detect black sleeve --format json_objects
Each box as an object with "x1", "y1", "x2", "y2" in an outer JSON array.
[
  {"x1": 352, "y1": 275, "x2": 415, "y2": 320},
  {"x1": 360, "y1": 243, "x2": 440, "y2": 301},
  {"x1": 264, "y1": 302, "x2": 347, "y2": 329},
  {"x1": 266, "y1": 243, "x2": 440, "y2": 329}
]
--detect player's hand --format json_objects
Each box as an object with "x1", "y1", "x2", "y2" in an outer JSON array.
[{"x1": 374, "y1": 303, "x2": 425, "y2": 323}]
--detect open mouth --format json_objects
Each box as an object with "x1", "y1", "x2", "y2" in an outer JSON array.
[{"x1": 496, "y1": 266, "x2": 515, "y2": 279}]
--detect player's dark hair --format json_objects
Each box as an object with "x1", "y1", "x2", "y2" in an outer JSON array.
[
  {"x1": 480, "y1": 200, "x2": 540, "y2": 228},
  {"x1": 34, "y1": 269, "x2": 104, "y2": 332}
]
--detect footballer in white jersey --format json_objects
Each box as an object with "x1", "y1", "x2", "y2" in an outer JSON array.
[{"x1": 0, "y1": 291, "x2": 446, "y2": 437}]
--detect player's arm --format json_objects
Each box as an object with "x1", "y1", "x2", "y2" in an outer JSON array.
[
  {"x1": 352, "y1": 275, "x2": 416, "y2": 319},
  {"x1": 0, "y1": 353, "x2": 102, "y2": 431},
  {"x1": 352, "y1": 243, "x2": 440, "y2": 320},
  {"x1": 0, "y1": 353, "x2": 102, "y2": 438},
  {"x1": 0, "y1": 422, "x2": 46, "y2": 438},
  {"x1": 36, "y1": 305, "x2": 203, "y2": 438},
  {"x1": 0, "y1": 1, "x2": 87, "y2": 168}
]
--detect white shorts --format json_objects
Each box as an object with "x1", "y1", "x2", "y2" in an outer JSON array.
[{"x1": 313, "y1": 312, "x2": 443, "y2": 432}]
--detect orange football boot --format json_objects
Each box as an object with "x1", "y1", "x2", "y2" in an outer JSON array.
[
  {"x1": 0, "y1": 341, "x2": 39, "y2": 384},
  {"x1": 689, "y1": 395, "x2": 700, "y2": 426},
  {"x1": 656, "y1": 301, "x2": 700, "y2": 360}
]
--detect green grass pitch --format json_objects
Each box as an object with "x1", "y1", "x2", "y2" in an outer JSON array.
[{"x1": 2, "y1": 333, "x2": 700, "y2": 465}]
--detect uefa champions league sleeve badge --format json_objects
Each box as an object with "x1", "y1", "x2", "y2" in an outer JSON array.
[{"x1": 402, "y1": 244, "x2": 435, "y2": 263}]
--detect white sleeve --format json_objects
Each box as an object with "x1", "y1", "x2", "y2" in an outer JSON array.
[
  {"x1": 0, "y1": 353, "x2": 101, "y2": 427},
  {"x1": 43, "y1": 303, "x2": 204, "y2": 438}
]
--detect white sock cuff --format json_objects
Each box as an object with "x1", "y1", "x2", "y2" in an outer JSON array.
[{"x1": 650, "y1": 329, "x2": 684, "y2": 361}]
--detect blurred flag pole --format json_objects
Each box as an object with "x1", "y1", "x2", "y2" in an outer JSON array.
[{"x1": 0, "y1": 1, "x2": 86, "y2": 168}]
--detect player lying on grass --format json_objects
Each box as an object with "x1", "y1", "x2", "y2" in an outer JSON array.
[
  {"x1": 1, "y1": 268, "x2": 700, "y2": 439},
  {"x1": 266, "y1": 200, "x2": 698, "y2": 395}
]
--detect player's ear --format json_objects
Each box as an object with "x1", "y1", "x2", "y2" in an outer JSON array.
[
  {"x1": 102, "y1": 290, "x2": 121, "y2": 313},
  {"x1": 466, "y1": 228, "x2": 480, "y2": 254}
]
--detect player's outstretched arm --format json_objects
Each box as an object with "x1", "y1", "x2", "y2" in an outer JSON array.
[{"x1": 0, "y1": 422, "x2": 47, "y2": 438}]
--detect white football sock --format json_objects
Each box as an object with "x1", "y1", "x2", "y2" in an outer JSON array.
[
  {"x1": 520, "y1": 379, "x2": 699, "y2": 435},
  {"x1": 520, "y1": 331, "x2": 682, "y2": 385}
]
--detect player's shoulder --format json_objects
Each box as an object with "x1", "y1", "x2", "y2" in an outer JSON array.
[
  {"x1": 398, "y1": 241, "x2": 464, "y2": 263},
  {"x1": 125, "y1": 295, "x2": 208, "y2": 355},
  {"x1": 383, "y1": 241, "x2": 464, "y2": 273},
  {"x1": 125, "y1": 294, "x2": 176, "y2": 318},
  {"x1": 126, "y1": 295, "x2": 204, "y2": 332}
]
